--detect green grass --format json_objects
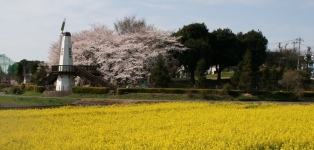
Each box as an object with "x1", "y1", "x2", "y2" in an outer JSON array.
[
  {"x1": 65, "y1": 93, "x2": 111, "y2": 99},
  {"x1": 1, "y1": 88, "x2": 312, "y2": 107},
  {"x1": 206, "y1": 71, "x2": 234, "y2": 79},
  {"x1": 0, "y1": 96, "x2": 76, "y2": 106},
  {"x1": 21, "y1": 91, "x2": 45, "y2": 97}
]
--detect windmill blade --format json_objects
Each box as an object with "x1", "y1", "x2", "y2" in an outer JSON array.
[{"x1": 61, "y1": 18, "x2": 66, "y2": 33}]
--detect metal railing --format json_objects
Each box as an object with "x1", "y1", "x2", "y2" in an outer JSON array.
[
  {"x1": 51, "y1": 65, "x2": 99, "y2": 73},
  {"x1": 51, "y1": 65, "x2": 76, "y2": 73}
]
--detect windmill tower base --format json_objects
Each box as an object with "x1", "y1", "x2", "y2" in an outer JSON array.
[{"x1": 55, "y1": 75, "x2": 75, "y2": 91}]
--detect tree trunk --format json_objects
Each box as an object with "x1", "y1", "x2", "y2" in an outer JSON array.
[{"x1": 216, "y1": 65, "x2": 221, "y2": 83}]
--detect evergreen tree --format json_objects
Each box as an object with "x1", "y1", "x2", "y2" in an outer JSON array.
[
  {"x1": 173, "y1": 23, "x2": 211, "y2": 84},
  {"x1": 239, "y1": 50, "x2": 254, "y2": 90},
  {"x1": 259, "y1": 67, "x2": 271, "y2": 91},
  {"x1": 7, "y1": 63, "x2": 18, "y2": 75},
  {"x1": 150, "y1": 54, "x2": 171, "y2": 88},
  {"x1": 269, "y1": 68, "x2": 281, "y2": 90},
  {"x1": 240, "y1": 30, "x2": 268, "y2": 72},
  {"x1": 16, "y1": 59, "x2": 41, "y2": 84},
  {"x1": 195, "y1": 59, "x2": 206, "y2": 88},
  {"x1": 30, "y1": 63, "x2": 49, "y2": 84},
  {"x1": 231, "y1": 61, "x2": 243, "y2": 87}
]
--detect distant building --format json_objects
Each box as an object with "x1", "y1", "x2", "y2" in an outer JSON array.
[{"x1": 0, "y1": 54, "x2": 15, "y2": 74}]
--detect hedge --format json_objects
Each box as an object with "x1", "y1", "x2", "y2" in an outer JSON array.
[
  {"x1": 116, "y1": 88, "x2": 224, "y2": 95},
  {"x1": 301, "y1": 91, "x2": 314, "y2": 97},
  {"x1": 72, "y1": 86, "x2": 110, "y2": 94},
  {"x1": 15, "y1": 84, "x2": 46, "y2": 93}
]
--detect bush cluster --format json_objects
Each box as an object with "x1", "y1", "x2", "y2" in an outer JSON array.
[
  {"x1": 24, "y1": 85, "x2": 45, "y2": 93},
  {"x1": 116, "y1": 88, "x2": 224, "y2": 95},
  {"x1": 15, "y1": 84, "x2": 46, "y2": 93},
  {"x1": 72, "y1": 86, "x2": 110, "y2": 94},
  {"x1": 5, "y1": 84, "x2": 44, "y2": 94},
  {"x1": 301, "y1": 91, "x2": 314, "y2": 97}
]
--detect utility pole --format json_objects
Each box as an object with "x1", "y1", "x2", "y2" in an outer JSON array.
[
  {"x1": 296, "y1": 37, "x2": 303, "y2": 70},
  {"x1": 292, "y1": 41, "x2": 298, "y2": 53}
]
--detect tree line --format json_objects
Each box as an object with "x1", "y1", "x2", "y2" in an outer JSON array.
[{"x1": 5, "y1": 15, "x2": 312, "y2": 91}]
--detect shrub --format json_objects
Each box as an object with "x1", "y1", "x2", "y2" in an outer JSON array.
[
  {"x1": 10, "y1": 86, "x2": 24, "y2": 95},
  {"x1": 300, "y1": 91, "x2": 314, "y2": 98},
  {"x1": 228, "y1": 90, "x2": 241, "y2": 97},
  {"x1": 222, "y1": 83, "x2": 231, "y2": 94},
  {"x1": 15, "y1": 84, "x2": 46, "y2": 93},
  {"x1": 72, "y1": 86, "x2": 110, "y2": 94},
  {"x1": 271, "y1": 91, "x2": 298, "y2": 101}
]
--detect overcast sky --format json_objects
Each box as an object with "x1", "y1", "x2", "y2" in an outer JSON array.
[{"x1": 0, "y1": 0, "x2": 313, "y2": 62}]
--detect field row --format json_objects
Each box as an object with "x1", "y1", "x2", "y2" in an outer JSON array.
[{"x1": 1, "y1": 102, "x2": 314, "y2": 149}]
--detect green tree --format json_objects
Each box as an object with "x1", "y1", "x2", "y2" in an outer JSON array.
[
  {"x1": 238, "y1": 50, "x2": 254, "y2": 90},
  {"x1": 231, "y1": 61, "x2": 243, "y2": 87},
  {"x1": 259, "y1": 67, "x2": 270, "y2": 90},
  {"x1": 239, "y1": 30, "x2": 268, "y2": 72},
  {"x1": 7, "y1": 63, "x2": 18, "y2": 75},
  {"x1": 16, "y1": 59, "x2": 41, "y2": 84},
  {"x1": 150, "y1": 54, "x2": 171, "y2": 88},
  {"x1": 30, "y1": 62, "x2": 49, "y2": 84},
  {"x1": 259, "y1": 67, "x2": 280, "y2": 91},
  {"x1": 211, "y1": 28, "x2": 239, "y2": 82},
  {"x1": 173, "y1": 23, "x2": 211, "y2": 84},
  {"x1": 195, "y1": 59, "x2": 206, "y2": 88}
]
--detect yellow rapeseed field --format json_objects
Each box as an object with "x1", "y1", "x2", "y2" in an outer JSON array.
[{"x1": 1, "y1": 102, "x2": 314, "y2": 149}]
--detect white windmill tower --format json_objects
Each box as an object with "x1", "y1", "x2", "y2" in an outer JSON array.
[{"x1": 55, "y1": 19, "x2": 75, "y2": 91}]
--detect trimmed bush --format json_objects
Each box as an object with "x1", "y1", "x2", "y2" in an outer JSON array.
[
  {"x1": 72, "y1": 86, "x2": 110, "y2": 94},
  {"x1": 228, "y1": 90, "x2": 242, "y2": 97},
  {"x1": 116, "y1": 88, "x2": 223, "y2": 95},
  {"x1": 16, "y1": 84, "x2": 46, "y2": 93},
  {"x1": 4, "y1": 85, "x2": 43, "y2": 94},
  {"x1": 269, "y1": 91, "x2": 298, "y2": 101},
  {"x1": 302, "y1": 91, "x2": 314, "y2": 97}
]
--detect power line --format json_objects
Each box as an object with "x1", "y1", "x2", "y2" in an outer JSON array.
[{"x1": 268, "y1": 39, "x2": 296, "y2": 45}]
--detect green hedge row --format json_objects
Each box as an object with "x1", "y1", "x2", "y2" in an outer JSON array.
[
  {"x1": 300, "y1": 91, "x2": 314, "y2": 97},
  {"x1": 116, "y1": 88, "x2": 224, "y2": 95},
  {"x1": 72, "y1": 86, "x2": 110, "y2": 94},
  {"x1": 15, "y1": 84, "x2": 46, "y2": 93}
]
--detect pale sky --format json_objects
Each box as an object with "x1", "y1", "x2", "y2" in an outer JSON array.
[{"x1": 0, "y1": 0, "x2": 313, "y2": 62}]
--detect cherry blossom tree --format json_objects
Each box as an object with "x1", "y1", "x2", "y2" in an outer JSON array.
[{"x1": 48, "y1": 23, "x2": 187, "y2": 85}]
